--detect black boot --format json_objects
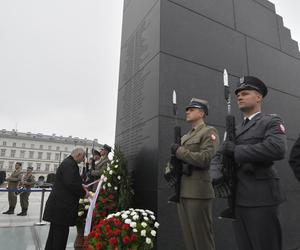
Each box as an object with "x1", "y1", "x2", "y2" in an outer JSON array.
[
  {"x1": 2, "y1": 207, "x2": 14, "y2": 215},
  {"x1": 17, "y1": 208, "x2": 27, "y2": 216}
]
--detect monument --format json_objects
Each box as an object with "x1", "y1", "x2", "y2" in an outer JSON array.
[{"x1": 116, "y1": 0, "x2": 300, "y2": 249}]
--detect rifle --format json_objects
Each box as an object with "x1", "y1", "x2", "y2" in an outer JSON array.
[
  {"x1": 217, "y1": 69, "x2": 237, "y2": 219},
  {"x1": 164, "y1": 90, "x2": 182, "y2": 203}
]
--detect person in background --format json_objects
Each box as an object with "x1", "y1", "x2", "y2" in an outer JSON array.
[
  {"x1": 17, "y1": 166, "x2": 36, "y2": 216},
  {"x1": 2, "y1": 162, "x2": 22, "y2": 215}
]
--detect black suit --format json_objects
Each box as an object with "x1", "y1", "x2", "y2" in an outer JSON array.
[
  {"x1": 232, "y1": 113, "x2": 287, "y2": 250},
  {"x1": 43, "y1": 155, "x2": 85, "y2": 250},
  {"x1": 289, "y1": 135, "x2": 300, "y2": 181}
]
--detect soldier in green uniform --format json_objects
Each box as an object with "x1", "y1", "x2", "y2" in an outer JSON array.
[
  {"x1": 2, "y1": 162, "x2": 22, "y2": 215},
  {"x1": 17, "y1": 166, "x2": 36, "y2": 216},
  {"x1": 91, "y1": 144, "x2": 111, "y2": 191},
  {"x1": 172, "y1": 98, "x2": 219, "y2": 250}
]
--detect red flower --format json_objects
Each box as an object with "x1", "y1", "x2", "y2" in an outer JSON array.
[
  {"x1": 108, "y1": 204, "x2": 114, "y2": 211},
  {"x1": 105, "y1": 224, "x2": 111, "y2": 231},
  {"x1": 89, "y1": 231, "x2": 95, "y2": 237},
  {"x1": 114, "y1": 228, "x2": 121, "y2": 235},
  {"x1": 108, "y1": 194, "x2": 114, "y2": 199},
  {"x1": 130, "y1": 234, "x2": 137, "y2": 242},
  {"x1": 96, "y1": 242, "x2": 102, "y2": 250},
  {"x1": 106, "y1": 230, "x2": 113, "y2": 238},
  {"x1": 114, "y1": 218, "x2": 121, "y2": 226},
  {"x1": 122, "y1": 235, "x2": 130, "y2": 245},
  {"x1": 122, "y1": 224, "x2": 129, "y2": 230},
  {"x1": 87, "y1": 246, "x2": 93, "y2": 250},
  {"x1": 102, "y1": 198, "x2": 107, "y2": 203},
  {"x1": 109, "y1": 237, "x2": 117, "y2": 245}
]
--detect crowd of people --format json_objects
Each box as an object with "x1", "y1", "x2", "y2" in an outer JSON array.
[{"x1": 2, "y1": 75, "x2": 300, "y2": 250}]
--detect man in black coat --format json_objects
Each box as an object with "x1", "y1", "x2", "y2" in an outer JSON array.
[
  {"x1": 43, "y1": 148, "x2": 86, "y2": 250},
  {"x1": 222, "y1": 76, "x2": 287, "y2": 250},
  {"x1": 289, "y1": 135, "x2": 300, "y2": 181}
]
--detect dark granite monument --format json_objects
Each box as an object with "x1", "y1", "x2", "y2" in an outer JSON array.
[{"x1": 115, "y1": 0, "x2": 300, "y2": 249}]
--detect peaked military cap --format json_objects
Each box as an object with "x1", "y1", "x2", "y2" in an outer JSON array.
[
  {"x1": 185, "y1": 98, "x2": 209, "y2": 115},
  {"x1": 93, "y1": 149, "x2": 101, "y2": 156},
  {"x1": 235, "y1": 76, "x2": 268, "y2": 97},
  {"x1": 102, "y1": 144, "x2": 111, "y2": 153},
  {"x1": 27, "y1": 166, "x2": 33, "y2": 170}
]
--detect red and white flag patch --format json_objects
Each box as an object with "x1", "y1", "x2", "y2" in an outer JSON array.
[
  {"x1": 211, "y1": 133, "x2": 217, "y2": 141},
  {"x1": 279, "y1": 124, "x2": 286, "y2": 133}
]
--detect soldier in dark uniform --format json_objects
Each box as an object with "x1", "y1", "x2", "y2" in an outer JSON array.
[
  {"x1": 17, "y1": 166, "x2": 36, "y2": 216},
  {"x1": 289, "y1": 135, "x2": 300, "y2": 181},
  {"x1": 172, "y1": 98, "x2": 219, "y2": 250},
  {"x1": 2, "y1": 162, "x2": 22, "y2": 215},
  {"x1": 222, "y1": 76, "x2": 287, "y2": 250}
]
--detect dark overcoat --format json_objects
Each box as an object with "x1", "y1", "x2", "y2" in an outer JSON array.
[
  {"x1": 234, "y1": 113, "x2": 287, "y2": 206},
  {"x1": 289, "y1": 135, "x2": 300, "y2": 181},
  {"x1": 43, "y1": 155, "x2": 85, "y2": 226}
]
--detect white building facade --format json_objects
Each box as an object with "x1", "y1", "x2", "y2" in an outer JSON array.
[{"x1": 0, "y1": 129, "x2": 102, "y2": 177}]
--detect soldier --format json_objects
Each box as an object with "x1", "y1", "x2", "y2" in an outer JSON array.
[
  {"x1": 222, "y1": 76, "x2": 287, "y2": 250},
  {"x1": 91, "y1": 144, "x2": 111, "y2": 190},
  {"x1": 2, "y1": 162, "x2": 22, "y2": 215},
  {"x1": 289, "y1": 135, "x2": 300, "y2": 181},
  {"x1": 172, "y1": 98, "x2": 219, "y2": 250},
  {"x1": 17, "y1": 166, "x2": 36, "y2": 216}
]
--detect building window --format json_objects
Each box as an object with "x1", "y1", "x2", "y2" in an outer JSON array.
[
  {"x1": 38, "y1": 152, "x2": 43, "y2": 160},
  {"x1": 0, "y1": 149, "x2": 6, "y2": 157},
  {"x1": 20, "y1": 150, "x2": 25, "y2": 158},
  {"x1": 47, "y1": 152, "x2": 51, "y2": 160},
  {"x1": 54, "y1": 164, "x2": 58, "y2": 172},
  {"x1": 10, "y1": 150, "x2": 16, "y2": 158},
  {"x1": 22, "y1": 143, "x2": 26, "y2": 148},
  {"x1": 64, "y1": 146, "x2": 68, "y2": 151},
  {"x1": 48, "y1": 145, "x2": 52, "y2": 150},
  {"x1": 56, "y1": 146, "x2": 60, "y2": 151},
  {"x1": 2, "y1": 141, "x2": 6, "y2": 146},
  {"x1": 36, "y1": 163, "x2": 41, "y2": 171},
  {"x1": 12, "y1": 142, "x2": 16, "y2": 147},
  {"x1": 29, "y1": 151, "x2": 34, "y2": 159},
  {"x1": 0, "y1": 161, "x2": 3, "y2": 169},
  {"x1": 31, "y1": 144, "x2": 35, "y2": 149},
  {"x1": 39, "y1": 145, "x2": 43, "y2": 149},
  {"x1": 9, "y1": 161, "x2": 14, "y2": 170},
  {"x1": 55, "y1": 153, "x2": 60, "y2": 161},
  {"x1": 45, "y1": 164, "x2": 50, "y2": 172}
]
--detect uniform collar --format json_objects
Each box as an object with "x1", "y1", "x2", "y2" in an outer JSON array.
[{"x1": 244, "y1": 111, "x2": 261, "y2": 121}]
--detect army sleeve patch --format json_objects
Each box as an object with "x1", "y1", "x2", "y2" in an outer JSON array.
[
  {"x1": 210, "y1": 133, "x2": 217, "y2": 141},
  {"x1": 279, "y1": 124, "x2": 286, "y2": 133}
]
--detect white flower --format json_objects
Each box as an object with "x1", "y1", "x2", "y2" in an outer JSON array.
[
  {"x1": 114, "y1": 186, "x2": 118, "y2": 190},
  {"x1": 115, "y1": 159, "x2": 119, "y2": 163},
  {"x1": 150, "y1": 215, "x2": 156, "y2": 220},
  {"x1": 102, "y1": 185, "x2": 106, "y2": 190},
  {"x1": 121, "y1": 213, "x2": 128, "y2": 219},
  {"x1": 125, "y1": 218, "x2": 132, "y2": 224},
  {"x1": 78, "y1": 211, "x2": 84, "y2": 216},
  {"x1": 115, "y1": 212, "x2": 121, "y2": 217},
  {"x1": 114, "y1": 165, "x2": 118, "y2": 169},
  {"x1": 143, "y1": 217, "x2": 149, "y2": 221},
  {"x1": 141, "y1": 230, "x2": 146, "y2": 237},
  {"x1": 79, "y1": 199, "x2": 84, "y2": 204},
  {"x1": 84, "y1": 198, "x2": 89, "y2": 203},
  {"x1": 133, "y1": 228, "x2": 138, "y2": 233},
  {"x1": 130, "y1": 222, "x2": 137, "y2": 228},
  {"x1": 154, "y1": 222, "x2": 160, "y2": 228},
  {"x1": 146, "y1": 237, "x2": 152, "y2": 244},
  {"x1": 109, "y1": 170, "x2": 113, "y2": 175},
  {"x1": 103, "y1": 177, "x2": 108, "y2": 182},
  {"x1": 151, "y1": 230, "x2": 156, "y2": 237},
  {"x1": 145, "y1": 209, "x2": 154, "y2": 215},
  {"x1": 84, "y1": 205, "x2": 90, "y2": 210},
  {"x1": 133, "y1": 215, "x2": 139, "y2": 220},
  {"x1": 141, "y1": 222, "x2": 147, "y2": 228},
  {"x1": 107, "y1": 166, "x2": 111, "y2": 171},
  {"x1": 117, "y1": 175, "x2": 121, "y2": 180},
  {"x1": 107, "y1": 183, "x2": 112, "y2": 187},
  {"x1": 107, "y1": 214, "x2": 114, "y2": 219}
]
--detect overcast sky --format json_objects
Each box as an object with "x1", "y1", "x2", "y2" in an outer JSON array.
[{"x1": 0, "y1": 1, "x2": 299, "y2": 147}]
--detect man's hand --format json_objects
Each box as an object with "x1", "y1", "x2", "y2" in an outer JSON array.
[
  {"x1": 222, "y1": 141, "x2": 235, "y2": 157},
  {"x1": 171, "y1": 143, "x2": 180, "y2": 155}
]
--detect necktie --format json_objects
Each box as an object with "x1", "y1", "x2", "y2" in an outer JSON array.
[{"x1": 243, "y1": 118, "x2": 250, "y2": 126}]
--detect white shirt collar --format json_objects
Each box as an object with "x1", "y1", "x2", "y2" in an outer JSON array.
[{"x1": 245, "y1": 111, "x2": 261, "y2": 121}]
